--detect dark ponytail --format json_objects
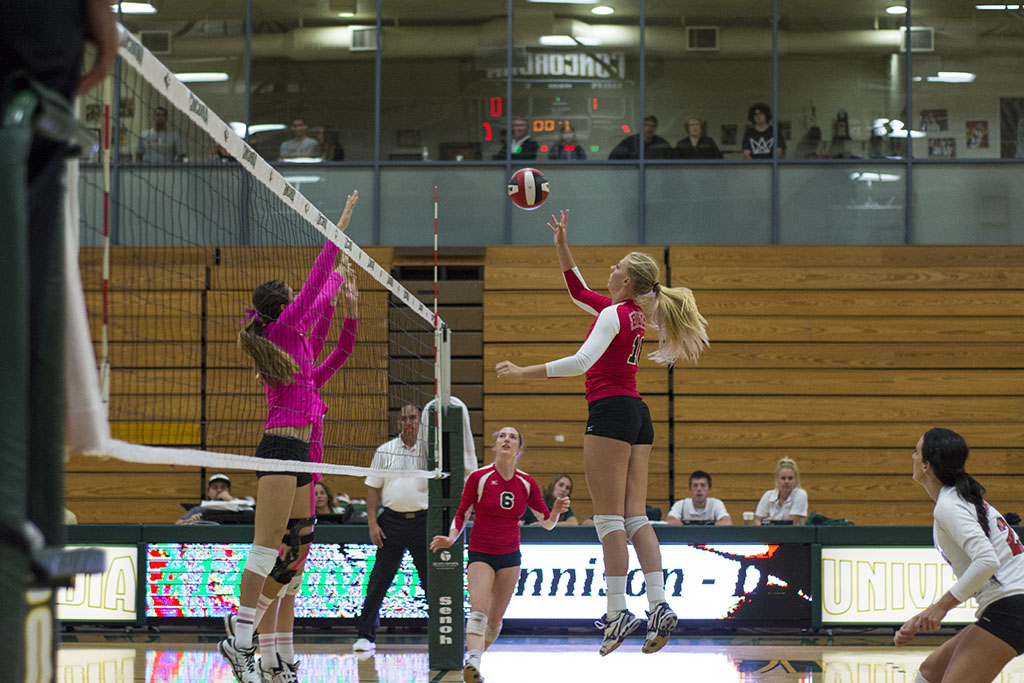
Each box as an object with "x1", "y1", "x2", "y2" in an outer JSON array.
[
  {"x1": 922, "y1": 427, "x2": 989, "y2": 536},
  {"x1": 237, "y1": 280, "x2": 299, "y2": 386}
]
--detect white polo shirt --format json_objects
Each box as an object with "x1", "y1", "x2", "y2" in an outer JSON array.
[
  {"x1": 364, "y1": 436, "x2": 427, "y2": 513},
  {"x1": 755, "y1": 487, "x2": 808, "y2": 521},
  {"x1": 668, "y1": 497, "x2": 729, "y2": 522}
]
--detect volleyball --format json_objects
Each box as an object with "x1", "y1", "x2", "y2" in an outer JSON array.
[{"x1": 508, "y1": 167, "x2": 550, "y2": 210}]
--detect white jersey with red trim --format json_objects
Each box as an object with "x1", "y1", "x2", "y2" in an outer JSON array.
[{"x1": 544, "y1": 267, "x2": 644, "y2": 403}]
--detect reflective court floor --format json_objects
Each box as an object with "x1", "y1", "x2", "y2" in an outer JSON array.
[{"x1": 57, "y1": 634, "x2": 1024, "y2": 682}]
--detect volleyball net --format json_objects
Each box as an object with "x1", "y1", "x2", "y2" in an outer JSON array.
[{"x1": 71, "y1": 25, "x2": 447, "y2": 480}]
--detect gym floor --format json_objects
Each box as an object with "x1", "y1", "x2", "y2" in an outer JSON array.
[{"x1": 56, "y1": 632, "x2": 1024, "y2": 682}]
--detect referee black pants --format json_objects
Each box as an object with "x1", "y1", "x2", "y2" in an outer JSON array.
[{"x1": 355, "y1": 509, "x2": 429, "y2": 641}]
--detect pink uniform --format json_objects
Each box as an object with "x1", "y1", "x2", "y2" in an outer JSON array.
[
  {"x1": 454, "y1": 465, "x2": 550, "y2": 555},
  {"x1": 550, "y1": 267, "x2": 645, "y2": 403}
]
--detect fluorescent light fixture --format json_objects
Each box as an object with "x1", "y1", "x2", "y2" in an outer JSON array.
[
  {"x1": 337, "y1": 11, "x2": 355, "y2": 16},
  {"x1": 111, "y1": 2, "x2": 157, "y2": 13},
  {"x1": 282, "y1": 175, "x2": 323, "y2": 183},
  {"x1": 539, "y1": 35, "x2": 600, "y2": 46},
  {"x1": 175, "y1": 72, "x2": 229, "y2": 83},
  {"x1": 245, "y1": 123, "x2": 288, "y2": 134},
  {"x1": 975, "y1": 3, "x2": 1020, "y2": 8},
  {"x1": 528, "y1": 0, "x2": 598, "y2": 4},
  {"x1": 850, "y1": 172, "x2": 901, "y2": 182},
  {"x1": 927, "y1": 71, "x2": 976, "y2": 83},
  {"x1": 279, "y1": 157, "x2": 321, "y2": 164},
  {"x1": 885, "y1": 5, "x2": 908, "y2": 14},
  {"x1": 591, "y1": 5, "x2": 615, "y2": 14},
  {"x1": 889, "y1": 129, "x2": 926, "y2": 138}
]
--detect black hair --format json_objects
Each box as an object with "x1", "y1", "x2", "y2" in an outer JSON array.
[
  {"x1": 921, "y1": 427, "x2": 989, "y2": 536},
  {"x1": 689, "y1": 470, "x2": 712, "y2": 488},
  {"x1": 237, "y1": 279, "x2": 299, "y2": 386},
  {"x1": 644, "y1": 114, "x2": 658, "y2": 126},
  {"x1": 748, "y1": 103, "x2": 772, "y2": 124}
]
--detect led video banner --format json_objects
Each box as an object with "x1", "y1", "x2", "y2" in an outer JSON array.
[
  {"x1": 821, "y1": 547, "x2": 978, "y2": 625},
  {"x1": 146, "y1": 541, "x2": 811, "y2": 623}
]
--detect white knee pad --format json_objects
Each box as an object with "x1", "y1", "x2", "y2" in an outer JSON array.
[
  {"x1": 624, "y1": 515, "x2": 651, "y2": 541},
  {"x1": 592, "y1": 515, "x2": 626, "y2": 541},
  {"x1": 244, "y1": 545, "x2": 278, "y2": 578},
  {"x1": 285, "y1": 573, "x2": 303, "y2": 596},
  {"x1": 915, "y1": 672, "x2": 931, "y2": 683},
  {"x1": 484, "y1": 621, "x2": 502, "y2": 642},
  {"x1": 466, "y1": 611, "x2": 487, "y2": 637}
]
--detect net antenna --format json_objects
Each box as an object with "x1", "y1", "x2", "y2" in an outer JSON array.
[{"x1": 71, "y1": 24, "x2": 447, "y2": 480}]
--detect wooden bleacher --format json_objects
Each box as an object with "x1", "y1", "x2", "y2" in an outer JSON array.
[{"x1": 69, "y1": 244, "x2": 1024, "y2": 526}]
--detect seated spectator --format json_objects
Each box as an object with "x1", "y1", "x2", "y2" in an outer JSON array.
[
  {"x1": 754, "y1": 458, "x2": 808, "y2": 525},
  {"x1": 742, "y1": 103, "x2": 786, "y2": 159},
  {"x1": 210, "y1": 141, "x2": 234, "y2": 163},
  {"x1": 175, "y1": 473, "x2": 253, "y2": 525},
  {"x1": 492, "y1": 116, "x2": 538, "y2": 160},
  {"x1": 608, "y1": 114, "x2": 673, "y2": 160},
  {"x1": 135, "y1": 106, "x2": 185, "y2": 163},
  {"x1": 666, "y1": 470, "x2": 731, "y2": 525},
  {"x1": 314, "y1": 480, "x2": 341, "y2": 515},
  {"x1": 675, "y1": 116, "x2": 723, "y2": 159},
  {"x1": 317, "y1": 127, "x2": 345, "y2": 161},
  {"x1": 279, "y1": 118, "x2": 320, "y2": 160},
  {"x1": 548, "y1": 123, "x2": 586, "y2": 161},
  {"x1": 522, "y1": 474, "x2": 579, "y2": 526}
]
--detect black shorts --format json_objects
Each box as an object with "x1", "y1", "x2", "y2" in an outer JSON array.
[
  {"x1": 255, "y1": 433, "x2": 313, "y2": 487},
  {"x1": 468, "y1": 550, "x2": 521, "y2": 572},
  {"x1": 585, "y1": 396, "x2": 654, "y2": 445},
  {"x1": 977, "y1": 594, "x2": 1024, "y2": 655}
]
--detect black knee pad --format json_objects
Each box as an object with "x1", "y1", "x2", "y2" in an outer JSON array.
[{"x1": 269, "y1": 516, "x2": 315, "y2": 584}]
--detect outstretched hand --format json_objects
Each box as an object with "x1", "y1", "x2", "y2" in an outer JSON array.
[
  {"x1": 430, "y1": 535, "x2": 453, "y2": 552},
  {"x1": 495, "y1": 360, "x2": 524, "y2": 379},
  {"x1": 552, "y1": 496, "x2": 570, "y2": 517},
  {"x1": 547, "y1": 209, "x2": 569, "y2": 245},
  {"x1": 336, "y1": 191, "x2": 360, "y2": 232}
]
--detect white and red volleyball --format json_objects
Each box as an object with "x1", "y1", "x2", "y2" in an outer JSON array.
[{"x1": 507, "y1": 167, "x2": 550, "y2": 210}]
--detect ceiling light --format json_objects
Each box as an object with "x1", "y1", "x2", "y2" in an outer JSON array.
[
  {"x1": 528, "y1": 0, "x2": 598, "y2": 4},
  {"x1": 539, "y1": 35, "x2": 600, "y2": 46},
  {"x1": 975, "y1": 4, "x2": 1020, "y2": 8},
  {"x1": 591, "y1": 5, "x2": 614, "y2": 14},
  {"x1": 111, "y1": 2, "x2": 157, "y2": 13},
  {"x1": 337, "y1": 11, "x2": 355, "y2": 17},
  {"x1": 175, "y1": 72, "x2": 229, "y2": 83},
  {"x1": 885, "y1": 5, "x2": 907, "y2": 14},
  {"x1": 245, "y1": 123, "x2": 288, "y2": 134},
  {"x1": 927, "y1": 71, "x2": 976, "y2": 83}
]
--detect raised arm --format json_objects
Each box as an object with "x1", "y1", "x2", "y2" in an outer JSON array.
[{"x1": 548, "y1": 210, "x2": 576, "y2": 272}]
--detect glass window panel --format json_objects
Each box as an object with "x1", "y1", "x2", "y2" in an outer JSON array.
[
  {"x1": 645, "y1": 0, "x2": 772, "y2": 161},
  {"x1": 510, "y1": 167, "x2": 640, "y2": 244},
  {"x1": 645, "y1": 165, "x2": 771, "y2": 244},
  {"x1": 250, "y1": 4, "x2": 374, "y2": 161},
  {"x1": 380, "y1": 1, "x2": 507, "y2": 163},
  {"x1": 910, "y1": 2, "x2": 1024, "y2": 160},
  {"x1": 913, "y1": 164, "x2": 1024, "y2": 244},
  {"x1": 779, "y1": 1, "x2": 907, "y2": 161},
  {"x1": 507, "y1": 0, "x2": 640, "y2": 162},
  {"x1": 779, "y1": 163, "x2": 906, "y2": 244},
  {"x1": 380, "y1": 168, "x2": 507, "y2": 246}
]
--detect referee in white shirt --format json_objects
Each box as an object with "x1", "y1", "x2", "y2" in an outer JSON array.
[{"x1": 353, "y1": 404, "x2": 428, "y2": 652}]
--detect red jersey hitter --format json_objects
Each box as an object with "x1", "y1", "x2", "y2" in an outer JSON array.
[
  {"x1": 896, "y1": 428, "x2": 1024, "y2": 683},
  {"x1": 495, "y1": 209, "x2": 709, "y2": 656},
  {"x1": 431, "y1": 426, "x2": 569, "y2": 683}
]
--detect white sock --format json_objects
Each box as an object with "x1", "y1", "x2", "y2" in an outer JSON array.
[
  {"x1": 915, "y1": 672, "x2": 930, "y2": 683},
  {"x1": 606, "y1": 576, "x2": 627, "y2": 616},
  {"x1": 253, "y1": 594, "x2": 275, "y2": 633},
  {"x1": 645, "y1": 571, "x2": 666, "y2": 610},
  {"x1": 258, "y1": 632, "x2": 276, "y2": 669},
  {"x1": 236, "y1": 606, "x2": 257, "y2": 649},
  {"x1": 276, "y1": 632, "x2": 294, "y2": 665},
  {"x1": 466, "y1": 649, "x2": 482, "y2": 669}
]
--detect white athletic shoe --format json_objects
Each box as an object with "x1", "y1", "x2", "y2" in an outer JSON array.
[
  {"x1": 218, "y1": 636, "x2": 263, "y2": 683},
  {"x1": 642, "y1": 602, "x2": 678, "y2": 654},
  {"x1": 595, "y1": 610, "x2": 641, "y2": 656},
  {"x1": 270, "y1": 655, "x2": 299, "y2": 683},
  {"x1": 352, "y1": 638, "x2": 376, "y2": 652}
]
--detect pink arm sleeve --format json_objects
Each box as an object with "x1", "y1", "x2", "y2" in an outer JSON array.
[
  {"x1": 312, "y1": 318, "x2": 358, "y2": 387},
  {"x1": 277, "y1": 241, "x2": 340, "y2": 331}
]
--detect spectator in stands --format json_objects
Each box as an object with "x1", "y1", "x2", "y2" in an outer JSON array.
[
  {"x1": 176, "y1": 473, "x2": 251, "y2": 525},
  {"x1": 549, "y1": 123, "x2": 587, "y2": 161},
  {"x1": 608, "y1": 114, "x2": 673, "y2": 159},
  {"x1": 754, "y1": 457, "x2": 808, "y2": 525},
  {"x1": 316, "y1": 127, "x2": 345, "y2": 161},
  {"x1": 742, "y1": 103, "x2": 786, "y2": 159},
  {"x1": 279, "y1": 118, "x2": 319, "y2": 160},
  {"x1": 493, "y1": 116, "x2": 539, "y2": 160},
  {"x1": 666, "y1": 470, "x2": 731, "y2": 525},
  {"x1": 523, "y1": 474, "x2": 580, "y2": 526},
  {"x1": 314, "y1": 481, "x2": 341, "y2": 516},
  {"x1": 210, "y1": 141, "x2": 234, "y2": 163},
  {"x1": 135, "y1": 106, "x2": 186, "y2": 163},
  {"x1": 675, "y1": 116, "x2": 723, "y2": 159}
]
